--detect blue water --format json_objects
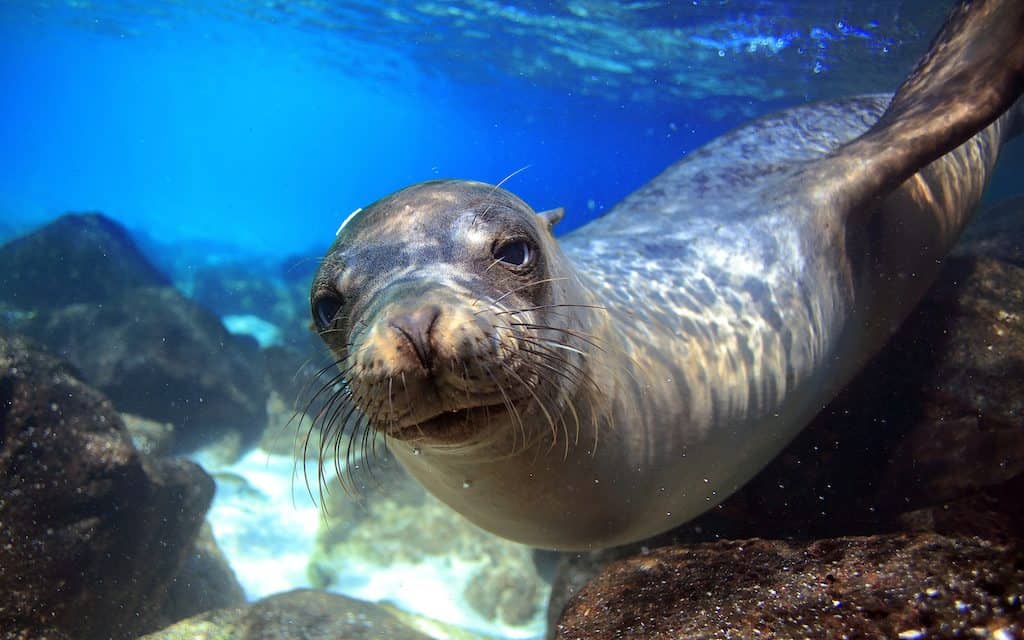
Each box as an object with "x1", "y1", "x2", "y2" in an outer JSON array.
[
  {"x1": 5, "y1": 2, "x2": 1021, "y2": 638},
  {"x1": 0, "y1": 1, "x2": 944, "y2": 258}
]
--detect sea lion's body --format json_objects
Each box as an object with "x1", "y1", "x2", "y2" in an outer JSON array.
[
  {"x1": 311, "y1": 1, "x2": 1024, "y2": 550},
  {"x1": 393, "y1": 98, "x2": 1016, "y2": 549}
]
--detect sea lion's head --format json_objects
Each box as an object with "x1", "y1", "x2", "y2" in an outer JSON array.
[{"x1": 310, "y1": 180, "x2": 588, "y2": 451}]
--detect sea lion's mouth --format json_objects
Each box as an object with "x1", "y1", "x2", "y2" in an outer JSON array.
[{"x1": 386, "y1": 402, "x2": 512, "y2": 442}]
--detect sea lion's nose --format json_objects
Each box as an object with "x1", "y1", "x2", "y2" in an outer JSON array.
[{"x1": 388, "y1": 304, "x2": 442, "y2": 370}]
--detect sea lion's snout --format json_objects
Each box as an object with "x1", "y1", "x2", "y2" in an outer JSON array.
[
  {"x1": 387, "y1": 303, "x2": 441, "y2": 370},
  {"x1": 345, "y1": 284, "x2": 530, "y2": 443}
]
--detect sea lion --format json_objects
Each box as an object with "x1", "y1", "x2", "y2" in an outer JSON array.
[{"x1": 309, "y1": 0, "x2": 1024, "y2": 550}]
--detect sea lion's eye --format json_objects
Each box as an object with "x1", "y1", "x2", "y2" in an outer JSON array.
[
  {"x1": 312, "y1": 293, "x2": 344, "y2": 330},
  {"x1": 493, "y1": 240, "x2": 532, "y2": 267}
]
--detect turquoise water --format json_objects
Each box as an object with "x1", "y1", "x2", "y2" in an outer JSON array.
[{"x1": 0, "y1": 0, "x2": 946, "y2": 257}]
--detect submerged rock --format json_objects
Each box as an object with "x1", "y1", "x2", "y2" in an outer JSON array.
[
  {"x1": 554, "y1": 534, "x2": 1023, "y2": 640},
  {"x1": 0, "y1": 212, "x2": 169, "y2": 308},
  {"x1": 0, "y1": 213, "x2": 270, "y2": 452},
  {"x1": 0, "y1": 332, "x2": 215, "y2": 639},
  {"x1": 141, "y1": 589, "x2": 469, "y2": 640},
  {"x1": 25, "y1": 286, "x2": 269, "y2": 452},
  {"x1": 157, "y1": 523, "x2": 248, "y2": 628}
]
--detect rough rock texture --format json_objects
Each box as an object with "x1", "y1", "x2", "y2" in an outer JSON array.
[
  {"x1": 554, "y1": 535, "x2": 1023, "y2": 640},
  {"x1": 0, "y1": 332, "x2": 215, "y2": 639},
  {"x1": 0, "y1": 213, "x2": 169, "y2": 308},
  {"x1": 0, "y1": 214, "x2": 270, "y2": 452},
  {"x1": 140, "y1": 590, "x2": 438, "y2": 640}
]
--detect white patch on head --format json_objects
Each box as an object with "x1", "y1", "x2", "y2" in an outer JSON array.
[
  {"x1": 451, "y1": 210, "x2": 493, "y2": 247},
  {"x1": 336, "y1": 207, "x2": 363, "y2": 236}
]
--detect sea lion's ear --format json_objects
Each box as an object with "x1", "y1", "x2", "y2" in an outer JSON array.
[{"x1": 537, "y1": 207, "x2": 564, "y2": 231}]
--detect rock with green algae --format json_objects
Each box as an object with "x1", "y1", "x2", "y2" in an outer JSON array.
[{"x1": 139, "y1": 589, "x2": 488, "y2": 640}]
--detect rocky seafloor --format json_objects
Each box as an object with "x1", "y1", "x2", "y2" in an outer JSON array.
[{"x1": 1, "y1": 196, "x2": 1023, "y2": 639}]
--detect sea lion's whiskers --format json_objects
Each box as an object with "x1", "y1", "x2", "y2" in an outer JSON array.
[
  {"x1": 517, "y1": 356, "x2": 580, "y2": 459},
  {"x1": 300, "y1": 369, "x2": 350, "y2": 482},
  {"x1": 289, "y1": 361, "x2": 348, "y2": 490},
  {"x1": 387, "y1": 378, "x2": 395, "y2": 426},
  {"x1": 285, "y1": 255, "x2": 330, "y2": 273},
  {"x1": 310, "y1": 372, "x2": 377, "y2": 501},
  {"x1": 508, "y1": 335, "x2": 611, "y2": 449},
  {"x1": 496, "y1": 303, "x2": 607, "y2": 316},
  {"x1": 473, "y1": 165, "x2": 532, "y2": 226},
  {"x1": 317, "y1": 386, "x2": 358, "y2": 500},
  {"x1": 296, "y1": 374, "x2": 352, "y2": 506},
  {"x1": 458, "y1": 361, "x2": 477, "y2": 433},
  {"x1": 509, "y1": 321, "x2": 606, "y2": 352},
  {"x1": 475, "y1": 277, "x2": 571, "y2": 313},
  {"x1": 360, "y1": 394, "x2": 386, "y2": 487},
  {"x1": 294, "y1": 370, "x2": 347, "y2": 497},
  {"x1": 536, "y1": 339, "x2": 588, "y2": 358},
  {"x1": 316, "y1": 326, "x2": 349, "y2": 338},
  {"x1": 481, "y1": 362, "x2": 527, "y2": 454},
  {"x1": 291, "y1": 360, "x2": 350, "y2": 438},
  {"x1": 499, "y1": 358, "x2": 559, "y2": 448},
  {"x1": 507, "y1": 333, "x2": 599, "y2": 394},
  {"x1": 337, "y1": 390, "x2": 376, "y2": 495},
  {"x1": 356, "y1": 382, "x2": 390, "y2": 486},
  {"x1": 286, "y1": 355, "x2": 345, "y2": 494}
]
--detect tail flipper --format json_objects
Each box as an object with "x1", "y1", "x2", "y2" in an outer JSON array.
[{"x1": 815, "y1": 0, "x2": 1024, "y2": 210}]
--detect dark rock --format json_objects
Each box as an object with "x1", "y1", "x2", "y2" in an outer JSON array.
[
  {"x1": 238, "y1": 590, "x2": 432, "y2": 640},
  {"x1": 0, "y1": 332, "x2": 215, "y2": 639},
  {"x1": 955, "y1": 195, "x2": 1024, "y2": 267},
  {"x1": 555, "y1": 534, "x2": 1023, "y2": 640},
  {"x1": 157, "y1": 523, "x2": 247, "y2": 627},
  {"x1": 898, "y1": 475, "x2": 1024, "y2": 542},
  {"x1": 0, "y1": 213, "x2": 168, "y2": 309},
  {"x1": 0, "y1": 214, "x2": 271, "y2": 453},
  {"x1": 24, "y1": 286, "x2": 269, "y2": 452},
  {"x1": 141, "y1": 589, "x2": 434, "y2": 640}
]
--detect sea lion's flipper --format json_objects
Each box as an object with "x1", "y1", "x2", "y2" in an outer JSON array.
[{"x1": 819, "y1": 0, "x2": 1024, "y2": 211}]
